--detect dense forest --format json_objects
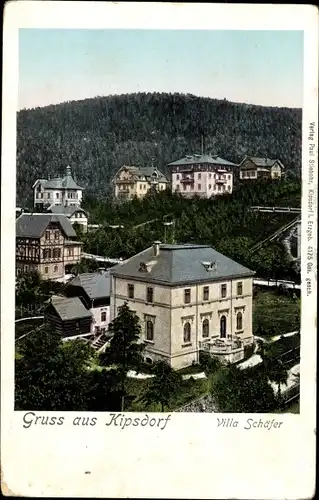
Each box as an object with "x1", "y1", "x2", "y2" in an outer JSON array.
[
  {"x1": 78, "y1": 179, "x2": 301, "y2": 282},
  {"x1": 17, "y1": 92, "x2": 302, "y2": 205}
]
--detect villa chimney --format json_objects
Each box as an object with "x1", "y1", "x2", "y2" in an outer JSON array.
[
  {"x1": 153, "y1": 240, "x2": 161, "y2": 257},
  {"x1": 66, "y1": 165, "x2": 71, "y2": 176}
]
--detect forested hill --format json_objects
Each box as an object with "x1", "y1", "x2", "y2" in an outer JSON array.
[{"x1": 17, "y1": 92, "x2": 302, "y2": 204}]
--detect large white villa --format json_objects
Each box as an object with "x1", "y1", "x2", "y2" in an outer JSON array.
[{"x1": 110, "y1": 242, "x2": 255, "y2": 369}]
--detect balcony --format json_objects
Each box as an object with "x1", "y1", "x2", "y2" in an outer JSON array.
[
  {"x1": 116, "y1": 179, "x2": 134, "y2": 185},
  {"x1": 215, "y1": 177, "x2": 227, "y2": 184},
  {"x1": 199, "y1": 336, "x2": 244, "y2": 363},
  {"x1": 180, "y1": 176, "x2": 195, "y2": 183}
]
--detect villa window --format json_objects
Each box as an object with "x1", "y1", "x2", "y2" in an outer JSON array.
[
  {"x1": 54, "y1": 230, "x2": 59, "y2": 239},
  {"x1": 53, "y1": 265, "x2": 58, "y2": 273},
  {"x1": 228, "y1": 185, "x2": 231, "y2": 191},
  {"x1": 184, "y1": 288, "x2": 191, "y2": 304},
  {"x1": 146, "y1": 320, "x2": 154, "y2": 341},
  {"x1": 43, "y1": 248, "x2": 51, "y2": 259},
  {"x1": 128, "y1": 284, "x2": 135, "y2": 299},
  {"x1": 53, "y1": 248, "x2": 61, "y2": 259},
  {"x1": 236, "y1": 312, "x2": 243, "y2": 331},
  {"x1": 220, "y1": 315, "x2": 227, "y2": 338},
  {"x1": 56, "y1": 193, "x2": 59, "y2": 198},
  {"x1": 146, "y1": 287, "x2": 154, "y2": 303},
  {"x1": 176, "y1": 174, "x2": 180, "y2": 180},
  {"x1": 101, "y1": 311, "x2": 107, "y2": 322},
  {"x1": 67, "y1": 248, "x2": 74, "y2": 257},
  {"x1": 203, "y1": 286, "x2": 209, "y2": 301},
  {"x1": 221, "y1": 284, "x2": 227, "y2": 298},
  {"x1": 183, "y1": 322, "x2": 191, "y2": 343},
  {"x1": 198, "y1": 173, "x2": 201, "y2": 179},
  {"x1": 237, "y1": 281, "x2": 243, "y2": 296},
  {"x1": 208, "y1": 184, "x2": 212, "y2": 190},
  {"x1": 45, "y1": 230, "x2": 50, "y2": 240},
  {"x1": 44, "y1": 266, "x2": 49, "y2": 274},
  {"x1": 202, "y1": 319, "x2": 209, "y2": 338},
  {"x1": 198, "y1": 184, "x2": 201, "y2": 190}
]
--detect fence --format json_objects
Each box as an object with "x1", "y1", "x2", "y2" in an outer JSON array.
[{"x1": 15, "y1": 303, "x2": 45, "y2": 320}]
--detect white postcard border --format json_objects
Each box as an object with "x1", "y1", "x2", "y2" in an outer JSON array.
[{"x1": 1, "y1": 2, "x2": 318, "y2": 498}]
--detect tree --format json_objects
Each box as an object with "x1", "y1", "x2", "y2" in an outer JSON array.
[
  {"x1": 258, "y1": 341, "x2": 289, "y2": 405},
  {"x1": 199, "y1": 351, "x2": 222, "y2": 375},
  {"x1": 211, "y1": 364, "x2": 277, "y2": 413},
  {"x1": 70, "y1": 258, "x2": 102, "y2": 275},
  {"x1": 141, "y1": 360, "x2": 182, "y2": 411},
  {"x1": 15, "y1": 328, "x2": 96, "y2": 410},
  {"x1": 99, "y1": 302, "x2": 145, "y2": 410}
]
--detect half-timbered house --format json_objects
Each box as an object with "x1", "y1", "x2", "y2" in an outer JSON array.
[{"x1": 16, "y1": 213, "x2": 82, "y2": 279}]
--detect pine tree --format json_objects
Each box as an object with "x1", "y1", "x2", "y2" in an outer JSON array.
[{"x1": 100, "y1": 302, "x2": 145, "y2": 410}]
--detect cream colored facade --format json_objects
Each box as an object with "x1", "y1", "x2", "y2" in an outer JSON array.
[
  {"x1": 114, "y1": 165, "x2": 169, "y2": 201},
  {"x1": 239, "y1": 157, "x2": 285, "y2": 180},
  {"x1": 110, "y1": 275, "x2": 254, "y2": 369}
]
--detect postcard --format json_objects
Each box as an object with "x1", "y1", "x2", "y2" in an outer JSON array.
[{"x1": 1, "y1": 2, "x2": 318, "y2": 498}]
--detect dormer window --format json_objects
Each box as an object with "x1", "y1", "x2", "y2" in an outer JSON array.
[
  {"x1": 202, "y1": 261, "x2": 217, "y2": 272},
  {"x1": 139, "y1": 262, "x2": 148, "y2": 272}
]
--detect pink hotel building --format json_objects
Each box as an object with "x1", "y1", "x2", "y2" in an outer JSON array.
[{"x1": 167, "y1": 154, "x2": 237, "y2": 198}]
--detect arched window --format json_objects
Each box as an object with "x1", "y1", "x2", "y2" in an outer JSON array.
[
  {"x1": 236, "y1": 312, "x2": 243, "y2": 331},
  {"x1": 183, "y1": 322, "x2": 191, "y2": 343},
  {"x1": 202, "y1": 319, "x2": 209, "y2": 338},
  {"x1": 220, "y1": 315, "x2": 227, "y2": 338},
  {"x1": 146, "y1": 321, "x2": 154, "y2": 341}
]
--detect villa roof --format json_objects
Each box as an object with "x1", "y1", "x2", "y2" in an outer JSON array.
[
  {"x1": 16, "y1": 213, "x2": 77, "y2": 239},
  {"x1": 47, "y1": 205, "x2": 88, "y2": 217},
  {"x1": 67, "y1": 272, "x2": 111, "y2": 299},
  {"x1": 49, "y1": 295, "x2": 91, "y2": 321},
  {"x1": 33, "y1": 166, "x2": 83, "y2": 190},
  {"x1": 167, "y1": 154, "x2": 237, "y2": 167},
  {"x1": 115, "y1": 165, "x2": 169, "y2": 183},
  {"x1": 240, "y1": 156, "x2": 285, "y2": 169},
  {"x1": 111, "y1": 243, "x2": 255, "y2": 285}
]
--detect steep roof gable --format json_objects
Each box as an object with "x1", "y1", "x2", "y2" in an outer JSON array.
[
  {"x1": 16, "y1": 213, "x2": 77, "y2": 238},
  {"x1": 49, "y1": 295, "x2": 92, "y2": 321}
]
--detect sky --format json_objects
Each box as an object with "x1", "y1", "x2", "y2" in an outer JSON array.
[{"x1": 18, "y1": 29, "x2": 304, "y2": 110}]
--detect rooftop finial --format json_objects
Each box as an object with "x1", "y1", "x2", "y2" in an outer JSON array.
[{"x1": 66, "y1": 165, "x2": 71, "y2": 176}]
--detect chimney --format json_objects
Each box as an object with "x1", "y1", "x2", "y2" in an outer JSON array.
[
  {"x1": 153, "y1": 240, "x2": 161, "y2": 257},
  {"x1": 66, "y1": 165, "x2": 71, "y2": 176}
]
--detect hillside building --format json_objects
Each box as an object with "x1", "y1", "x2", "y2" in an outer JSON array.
[
  {"x1": 33, "y1": 166, "x2": 84, "y2": 208},
  {"x1": 113, "y1": 165, "x2": 169, "y2": 201},
  {"x1": 110, "y1": 242, "x2": 255, "y2": 369},
  {"x1": 65, "y1": 272, "x2": 111, "y2": 336},
  {"x1": 16, "y1": 213, "x2": 82, "y2": 279},
  {"x1": 167, "y1": 154, "x2": 237, "y2": 198},
  {"x1": 239, "y1": 156, "x2": 285, "y2": 180},
  {"x1": 47, "y1": 205, "x2": 88, "y2": 233},
  {"x1": 44, "y1": 295, "x2": 92, "y2": 339}
]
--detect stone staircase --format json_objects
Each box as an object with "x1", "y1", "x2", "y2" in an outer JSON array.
[{"x1": 91, "y1": 333, "x2": 109, "y2": 352}]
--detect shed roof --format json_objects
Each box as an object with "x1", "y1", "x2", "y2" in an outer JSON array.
[
  {"x1": 111, "y1": 243, "x2": 255, "y2": 285},
  {"x1": 16, "y1": 213, "x2": 77, "y2": 238},
  {"x1": 49, "y1": 295, "x2": 92, "y2": 321}
]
